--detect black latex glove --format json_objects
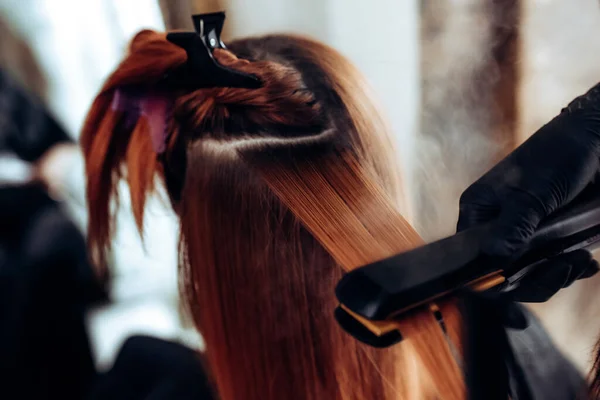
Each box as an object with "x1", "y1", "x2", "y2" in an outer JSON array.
[
  {"x1": 461, "y1": 246, "x2": 598, "y2": 329},
  {"x1": 457, "y1": 82, "x2": 600, "y2": 303},
  {"x1": 472, "y1": 248, "x2": 599, "y2": 333},
  {"x1": 503, "y1": 249, "x2": 598, "y2": 303}
]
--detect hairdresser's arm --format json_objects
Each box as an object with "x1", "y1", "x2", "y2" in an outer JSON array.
[{"x1": 457, "y1": 82, "x2": 600, "y2": 302}]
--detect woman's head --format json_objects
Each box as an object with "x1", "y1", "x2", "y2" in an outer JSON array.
[{"x1": 83, "y1": 30, "x2": 463, "y2": 399}]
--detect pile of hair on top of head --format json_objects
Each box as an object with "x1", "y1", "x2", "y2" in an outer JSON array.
[
  {"x1": 81, "y1": 29, "x2": 468, "y2": 400},
  {"x1": 81, "y1": 30, "x2": 330, "y2": 270}
]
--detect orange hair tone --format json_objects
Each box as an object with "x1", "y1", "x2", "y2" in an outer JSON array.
[{"x1": 82, "y1": 30, "x2": 467, "y2": 399}]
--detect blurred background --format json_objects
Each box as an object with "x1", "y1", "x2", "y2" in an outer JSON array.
[{"x1": 1, "y1": 0, "x2": 600, "y2": 375}]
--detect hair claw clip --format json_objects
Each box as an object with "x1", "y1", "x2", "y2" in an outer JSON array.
[{"x1": 165, "y1": 11, "x2": 261, "y2": 89}]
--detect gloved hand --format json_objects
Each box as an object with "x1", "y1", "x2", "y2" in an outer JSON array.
[
  {"x1": 458, "y1": 82, "x2": 600, "y2": 304},
  {"x1": 460, "y1": 247, "x2": 598, "y2": 330}
]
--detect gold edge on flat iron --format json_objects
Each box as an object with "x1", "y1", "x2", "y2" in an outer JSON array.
[{"x1": 339, "y1": 271, "x2": 506, "y2": 338}]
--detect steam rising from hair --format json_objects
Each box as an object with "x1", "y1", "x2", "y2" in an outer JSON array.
[{"x1": 415, "y1": 0, "x2": 517, "y2": 240}]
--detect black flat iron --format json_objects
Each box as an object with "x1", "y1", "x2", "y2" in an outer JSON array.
[{"x1": 335, "y1": 184, "x2": 600, "y2": 348}]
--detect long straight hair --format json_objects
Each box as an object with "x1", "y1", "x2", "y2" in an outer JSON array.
[{"x1": 82, "y1": 30, "x2": 466, "y2": 399}]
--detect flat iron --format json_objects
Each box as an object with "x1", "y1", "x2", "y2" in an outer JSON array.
[{"x1": 335, "y1": 184, "x2": 600, "y2": 347}]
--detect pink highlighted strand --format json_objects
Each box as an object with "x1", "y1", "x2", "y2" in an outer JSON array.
[
  {"x1": 140, "y1": 94, "x2": 170, "y2": 154},
  {"x1": 111, "y1": 89, "x2": 171, "y2": 154}
]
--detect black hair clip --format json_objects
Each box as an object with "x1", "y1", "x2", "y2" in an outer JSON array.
[{"x1": 165, "y1": 11, "x2": 261, "y2": 89}]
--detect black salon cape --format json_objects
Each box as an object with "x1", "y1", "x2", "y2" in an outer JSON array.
[
  {"x1": 0, "y1": 183, "x2": 216, "y2": 400},
  {"x1": 0, "y1": 183, "x2": 103, "y2": 400},
  {"x1": 464, "y1": 297, "x2": 586, "y2": 400},
  {"x1": 507, "y1": 309, "x2": 586, "y2": 400},
  {"x1": 87, "y1": 335, "x2": 214, "y2": 400}
]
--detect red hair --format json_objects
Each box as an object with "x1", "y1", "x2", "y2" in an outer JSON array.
[{"x1": 82, "y1": 30, "x2": 466, "y2": 399}]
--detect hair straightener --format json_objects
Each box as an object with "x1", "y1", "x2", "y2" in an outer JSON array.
[{"x1": 335, "y1": 184, "x2": 600, "y2": 348}]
